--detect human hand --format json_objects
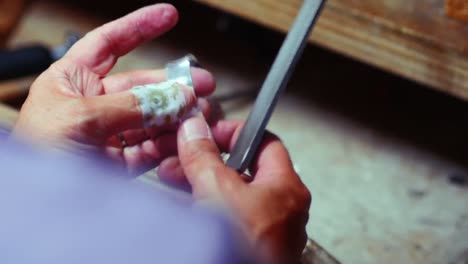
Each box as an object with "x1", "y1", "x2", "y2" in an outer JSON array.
[
  {"x1": 12, "y1": 4, "x2": 216, "y2": 173},
  {"x1": 158, "y1": 116, "x2": 311, "y2": 263}
]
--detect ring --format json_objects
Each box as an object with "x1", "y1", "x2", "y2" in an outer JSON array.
[
  {"x1": 166, "y1": 54, "x2": 200, "y2": 87},
  {"x1": 117, "y1": 133, "x2": 128, "y2": 148}
]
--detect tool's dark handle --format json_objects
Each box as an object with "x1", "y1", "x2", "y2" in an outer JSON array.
[{"x1": 0, "y1": 46, "x2": 53, "y2": 81}]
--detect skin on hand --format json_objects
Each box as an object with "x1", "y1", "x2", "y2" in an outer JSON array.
[
  {"x1": 12, "y1": 4, "x2": 216, "y2": 172},
  {"x1": 159, "y1": 116, "x2": 312, "y2": 264},
  {"x1": 12, "y1": 3, "x2": 311, "y2": 262}
]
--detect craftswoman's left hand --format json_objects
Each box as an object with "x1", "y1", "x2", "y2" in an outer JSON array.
[{"x1": 12, "y1": 4, "x2": 216, "y2": 173}]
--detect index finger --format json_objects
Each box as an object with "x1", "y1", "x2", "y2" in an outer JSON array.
[
  {"x1": 210, "y1": 120, "x2": 297, "y2": 182},
  {"x1": 64, "y1": 4, "x2": 178, "y2": 76}
]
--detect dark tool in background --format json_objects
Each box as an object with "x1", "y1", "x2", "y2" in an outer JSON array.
[
  {"x1": 0, "y1": 32, "x2": 80, "y2": 81},
  {"x1": 225, "y1": 0, "x2": 326, "y2": 175}
]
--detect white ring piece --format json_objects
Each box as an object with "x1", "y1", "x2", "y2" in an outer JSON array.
[
  {"x1": 166, "y1": 54, "x2": 202, "y2": 119},
  {"x1": 130, "y1": 55, "x2": 202, "y2": 128},
  {"x1": 131, "y1": 81, "x2": 188, "y2": 128},
  {"x1": 166, "y1": 54, "x2": 199, "y2": 87}
]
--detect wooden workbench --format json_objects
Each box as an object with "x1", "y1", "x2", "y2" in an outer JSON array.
[{"x1": 194, "y1": 0, "x2": 468, "y2": 100}]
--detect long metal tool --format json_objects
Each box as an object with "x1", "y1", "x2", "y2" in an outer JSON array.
[{"x1": 226, "y1": 0, "x2": 326, "y2": 174}]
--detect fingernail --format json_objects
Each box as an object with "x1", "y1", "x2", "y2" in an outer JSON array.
[
  {"x1": 180, "y1": 116, "x2": 211, "y2": 143},
  {"x1": 161, "y1": 4, "x2": 178, "y2": 25}
]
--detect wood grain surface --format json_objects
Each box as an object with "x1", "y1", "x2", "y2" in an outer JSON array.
[
  {"x1": 447, "y1": 0, "x2": 468, "y2": 22},
  {"x1": 194, "y1": 0, "x2": 468, "y2": 100}
]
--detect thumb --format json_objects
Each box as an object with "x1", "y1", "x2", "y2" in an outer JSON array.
[
  {"x1": 177, "y1": 115, "x2": 241, "y2": 200},
  {"x1": 83, "y1": 81, "x2": 196, "y2": 141}
]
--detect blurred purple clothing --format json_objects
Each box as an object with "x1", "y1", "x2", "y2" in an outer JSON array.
[{"x1": 0, "y1": 141, "x2": 251, "y2": 264}]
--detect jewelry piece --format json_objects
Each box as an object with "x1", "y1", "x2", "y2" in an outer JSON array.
[
  {"x1": 130, "y1": 55, "x2": 201, "y2": 128},
  {"x1": 131, "y1": 81, "x2": 188, "y2": 127},
  {"x1": 165, "y1": 54, "x2": 200, "y2": 87}
]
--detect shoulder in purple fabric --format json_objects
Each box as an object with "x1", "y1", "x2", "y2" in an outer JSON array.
[{"x1": 0, "y1": 140, "x2": 254, "y2": 264}]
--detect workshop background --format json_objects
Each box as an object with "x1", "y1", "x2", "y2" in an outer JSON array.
[{"x1": 1, "y1": 0, "x2": 468, "y2": 263}]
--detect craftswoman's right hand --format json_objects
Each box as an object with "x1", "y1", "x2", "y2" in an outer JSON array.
[{"x1": 159, "y1": 116, "x2": 312, "y2": 264}]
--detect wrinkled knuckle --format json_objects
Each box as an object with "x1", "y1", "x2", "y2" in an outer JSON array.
[
  {"x1": 182, "y1": 146, "x2": 203, "y2": 169},
  {"x1": 288, "y1": 173, "x2": 311, "y2": 209},
  {"x1": 183, "y1": 143, "x2": 217, "y2": 169},
  {"x1": 99, "y1": 29, "x2": 121, "y2": 57},
  {"x1": 300, "y1": 185, "x2": 312, "y2": 209},
  {"x1": 284, "y1": 183, "x2": 311, "y2": 213},
  {"x1": 71, "y1": 99, "x2": 105, "y2": 138},
  {"x1": 293, "y1": 192, "x2": 309, "y2": 212},
  {"x1": 133, "y1": 19, "x2": 147, "y2": 45},
  {"x1": 292, "y1": 178, "x2": 312, "y2": 208}
]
